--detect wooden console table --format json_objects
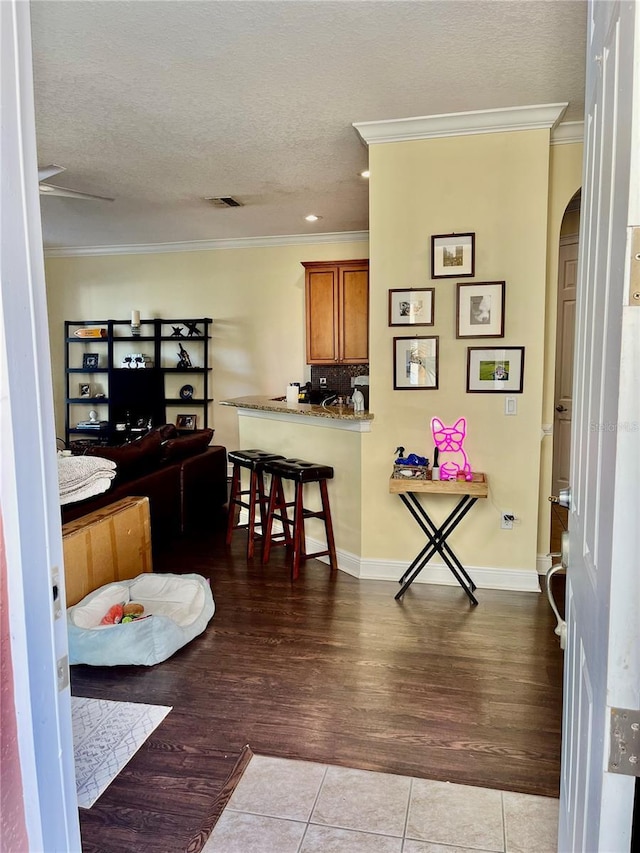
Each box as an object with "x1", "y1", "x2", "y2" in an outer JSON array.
[{"x1": 390, "y1": 473, "x2": 488, "y2": 605}]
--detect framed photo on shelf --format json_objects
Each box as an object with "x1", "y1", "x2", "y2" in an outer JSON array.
[
  {"x1": 388, "y1": 288, "x2": 435, "y2": 327},
  {"x1": 82, "y1": 353, "x2": 99, "y2": 369},
  {"x1": 466, "y1": 346, "x2": 524, "y2": 393},
  {"x1": 393, "y1": 336, "x2": 439, "y2": 390},
  {"x1": 176, "y1": 413, "x2": 197, "y2": 431},
  {"x1": 79, "y1": 383, "x2": 91, "y2": 398},
  {"x1": 456, "y1": 281, "x2": 505, "y2": 338},
  {"x1": 431, "y1": 232, "x2": 475, "y2": 278}
]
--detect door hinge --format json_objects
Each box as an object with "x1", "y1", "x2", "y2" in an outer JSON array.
[
  {"x1": 608, "y1": 707, "x2": 640, "y2": 775},
  {"x1": 630, "y1": 226, "x2": 640, "y2": 306}
]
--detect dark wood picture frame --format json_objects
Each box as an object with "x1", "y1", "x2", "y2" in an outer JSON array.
[
  {"x1": 431, "y1": 232, "x2": 475, "y2": 279},
  {"x1": 466, "y1": 346, "x2": 525, "y2": 393},
  {"x1": 456, "y1": 281, "x2": 505, "y2": 338},
  {"x1": 82, "y1": 353, "x2": 99, "y2": 370},
  {"x1": 393, "y1": 336, "x2": 439, "y2": 390},
  {"x1": 388, "y1": 288, "x2": 435, "y2": 327}
]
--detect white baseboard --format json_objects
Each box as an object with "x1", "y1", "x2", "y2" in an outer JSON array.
[
  {"x1": 306, "y1": 536, "x2": 541, "y2": 593},
  {"x1": 237, "y1": 509, "x2": 540, "y2": 592},
  {"x1": 537, "y1": 553, "x2": 553, "y2": 575}
]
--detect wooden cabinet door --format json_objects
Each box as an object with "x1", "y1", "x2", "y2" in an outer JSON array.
[
  {"x1": 339, "y1": 264, "x2": 369, "y2": 363},
  {"x1": 304, "y1": 260, "x2": 369, "y2": 364},
  {"x1": 305, "y1": 265, "x2": 338, "y2": 363}
]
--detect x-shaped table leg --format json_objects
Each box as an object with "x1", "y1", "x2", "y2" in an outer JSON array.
[{"x1": 395, "y1": 493, "x2": 479, "y2": 605}]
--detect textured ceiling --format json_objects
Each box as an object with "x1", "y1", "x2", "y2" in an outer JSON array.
[{"x1": 30, "y1": 0, "x2": 587, "y2": 250}]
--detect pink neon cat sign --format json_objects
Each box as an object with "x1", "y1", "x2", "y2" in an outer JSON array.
[{"x1": 431, "y1": 417, "x2": 471, "y2": 480}]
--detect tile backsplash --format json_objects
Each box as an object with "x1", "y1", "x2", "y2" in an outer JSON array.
[{"x1": 310, "y1": 364, "x2": 369, "y2": 395}]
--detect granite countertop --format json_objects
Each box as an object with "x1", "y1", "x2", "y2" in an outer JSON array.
[{"x1": 220, "y1": 395, "x2": 374, "y2": 422}]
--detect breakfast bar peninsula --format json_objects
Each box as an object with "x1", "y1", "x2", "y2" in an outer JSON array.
[{"x1": 220, "y1": 395, "x2": 374, "y2": 570}]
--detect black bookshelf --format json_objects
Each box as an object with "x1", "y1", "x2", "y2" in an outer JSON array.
[{"x1": 64, "y1": 318, "x2": 213, "y2": 447}]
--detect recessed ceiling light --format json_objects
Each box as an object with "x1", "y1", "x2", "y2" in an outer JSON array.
[
  {"x1": 360, "y1": 170, "x2": 370, "y2": 178},
  {"x1": 305, "y1": 214, "x2": 322, "y2": 222}
]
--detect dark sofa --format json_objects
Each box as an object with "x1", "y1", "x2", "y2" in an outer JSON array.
[{"x1": 61, "y1": 426, "x2": 228, "y2": 542}]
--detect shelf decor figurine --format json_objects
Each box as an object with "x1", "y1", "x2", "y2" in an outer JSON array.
[
  {"x1": 177, "y1": 342, "x2": 192, "y2": 369},
  {"x1": 185, "y1": 321, "x2": 202, "y2": 337},
  {"x1": 121, "y1": 353, "x2": 152, "y2": 368},
  {"x1": 171, "y1": 326, "x2": 184, "y2": 337},
  {"x1": 131, "y1": 310, "x2": 141, "y2": 337}
]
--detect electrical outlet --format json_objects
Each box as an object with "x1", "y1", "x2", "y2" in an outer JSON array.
[{"x1": 501, "y1": 511, "x2": 515, "y2": 530}]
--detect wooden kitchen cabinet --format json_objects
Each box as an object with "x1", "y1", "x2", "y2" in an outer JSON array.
[{"x1": 303, "y1": 259, "x2": 369, "y2": 364}]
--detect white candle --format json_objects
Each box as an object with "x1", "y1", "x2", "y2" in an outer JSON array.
[{"x1": 131, "y1": 310, "x2": 140, "y2": 326}]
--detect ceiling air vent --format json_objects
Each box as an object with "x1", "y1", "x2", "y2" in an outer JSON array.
[{"x1": 204, "y1": 196, "x2": 243, "y2": 208}]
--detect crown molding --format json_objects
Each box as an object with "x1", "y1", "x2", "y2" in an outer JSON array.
[
  {"x1": 550, "y1": 120, "x2": 584, "y2": 145},
  {"x1": 353, "y1": 103, "x2": 569, "y2": 145},
  {"x1": 43, "y1": 230, "x2": 370, "y2": 258}
]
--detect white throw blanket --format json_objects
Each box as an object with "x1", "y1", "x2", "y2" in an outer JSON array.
[{"x1": 58, "y1": 454, "x2": 117, "y2": 506}]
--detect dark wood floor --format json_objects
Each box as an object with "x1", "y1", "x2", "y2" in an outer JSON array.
[{"x1": 72, "y1": 513, "x2": 565, "y2": 853}]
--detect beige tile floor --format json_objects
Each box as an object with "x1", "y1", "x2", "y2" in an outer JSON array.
[{"x1": 203, "y1": 755, "x2": 559, "y2": 853}]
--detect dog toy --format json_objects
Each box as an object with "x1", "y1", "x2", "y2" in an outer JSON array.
[{"x1": 100, "y1": 602, "x2": 145, "y2": 625}]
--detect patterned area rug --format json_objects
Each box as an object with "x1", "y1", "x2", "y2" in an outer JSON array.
[{"x1": 71, "y1": 696, "x2": 172, "y2": 808}]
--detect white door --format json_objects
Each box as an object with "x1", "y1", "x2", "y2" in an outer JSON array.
[
  {"x1": 552, "y1": 237, "x2": 578, "y2": 496},
  {"x1": 559, "y1": 1, "x2": 640, "y2": 850},
  {"x1": 0, "y1": 1, "x2": 80, "y2": 848}
]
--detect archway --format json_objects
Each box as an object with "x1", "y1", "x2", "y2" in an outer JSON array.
[{"x1": 550, "y1": 188, "x2": 580, "y2": 554}]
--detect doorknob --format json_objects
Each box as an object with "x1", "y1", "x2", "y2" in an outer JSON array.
[
  {"x1": 545, "y1": 529, "x2": 569, "y2": 650},
  {"x1": 549, "y1": 486, "x2": 571, "y2": 508},
  {"x1": 555, "y1": 404, "x2": 567, "y2": 413}
]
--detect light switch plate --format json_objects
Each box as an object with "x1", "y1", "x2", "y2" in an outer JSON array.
[{"x1": 505, "y1": 396, "x2": 517, "y2": 415}]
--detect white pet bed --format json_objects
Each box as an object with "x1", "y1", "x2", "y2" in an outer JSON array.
[{"x1": 67, "y1": 573, "x2": 214, "y2": 666}]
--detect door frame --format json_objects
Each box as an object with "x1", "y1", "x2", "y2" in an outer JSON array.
[
  {"x1": 1, "y1": 1, "x2": 80, "y2": 848},
  {"x1": 551, "y1": 231, "x2": 579, "y2": 498}
]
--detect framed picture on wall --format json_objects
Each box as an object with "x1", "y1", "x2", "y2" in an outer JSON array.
[
  {"x1": 388, "y1": 288, "x2": 435, "y2": 326},
  {"x1": 393, "y1": 336, "x2": 439, "y2": 390},
  {"x1": 456, "y1": 281, "x2": 505, "y2": 338},
  {"x1": 466, "y1": 346, "x2": 524, "y2": 393},
  {"x1": 431, "y1": 232, "x2": 475, "y2": 278}
]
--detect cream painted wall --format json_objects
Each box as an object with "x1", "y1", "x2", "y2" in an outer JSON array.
[
  {"x1": 538, "y1": 143, "x2": 583, "y2": 562},
  {"x1": 364, "y1": 130, "x2": 578, "y2": 577},
  {"x1": 44, "y1": 134, "x2": 582, "y2": 582},
  {"x1": 44, "y1": 240, "x2": 368, "y2": 453}
]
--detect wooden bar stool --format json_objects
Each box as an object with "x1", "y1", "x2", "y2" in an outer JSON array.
[
  {"x1": 226, "y1": 450, "x2": 284, "y2": 558},
  {"x1": 261, "y1": 457, "x2": 337, "y2": 580}
]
